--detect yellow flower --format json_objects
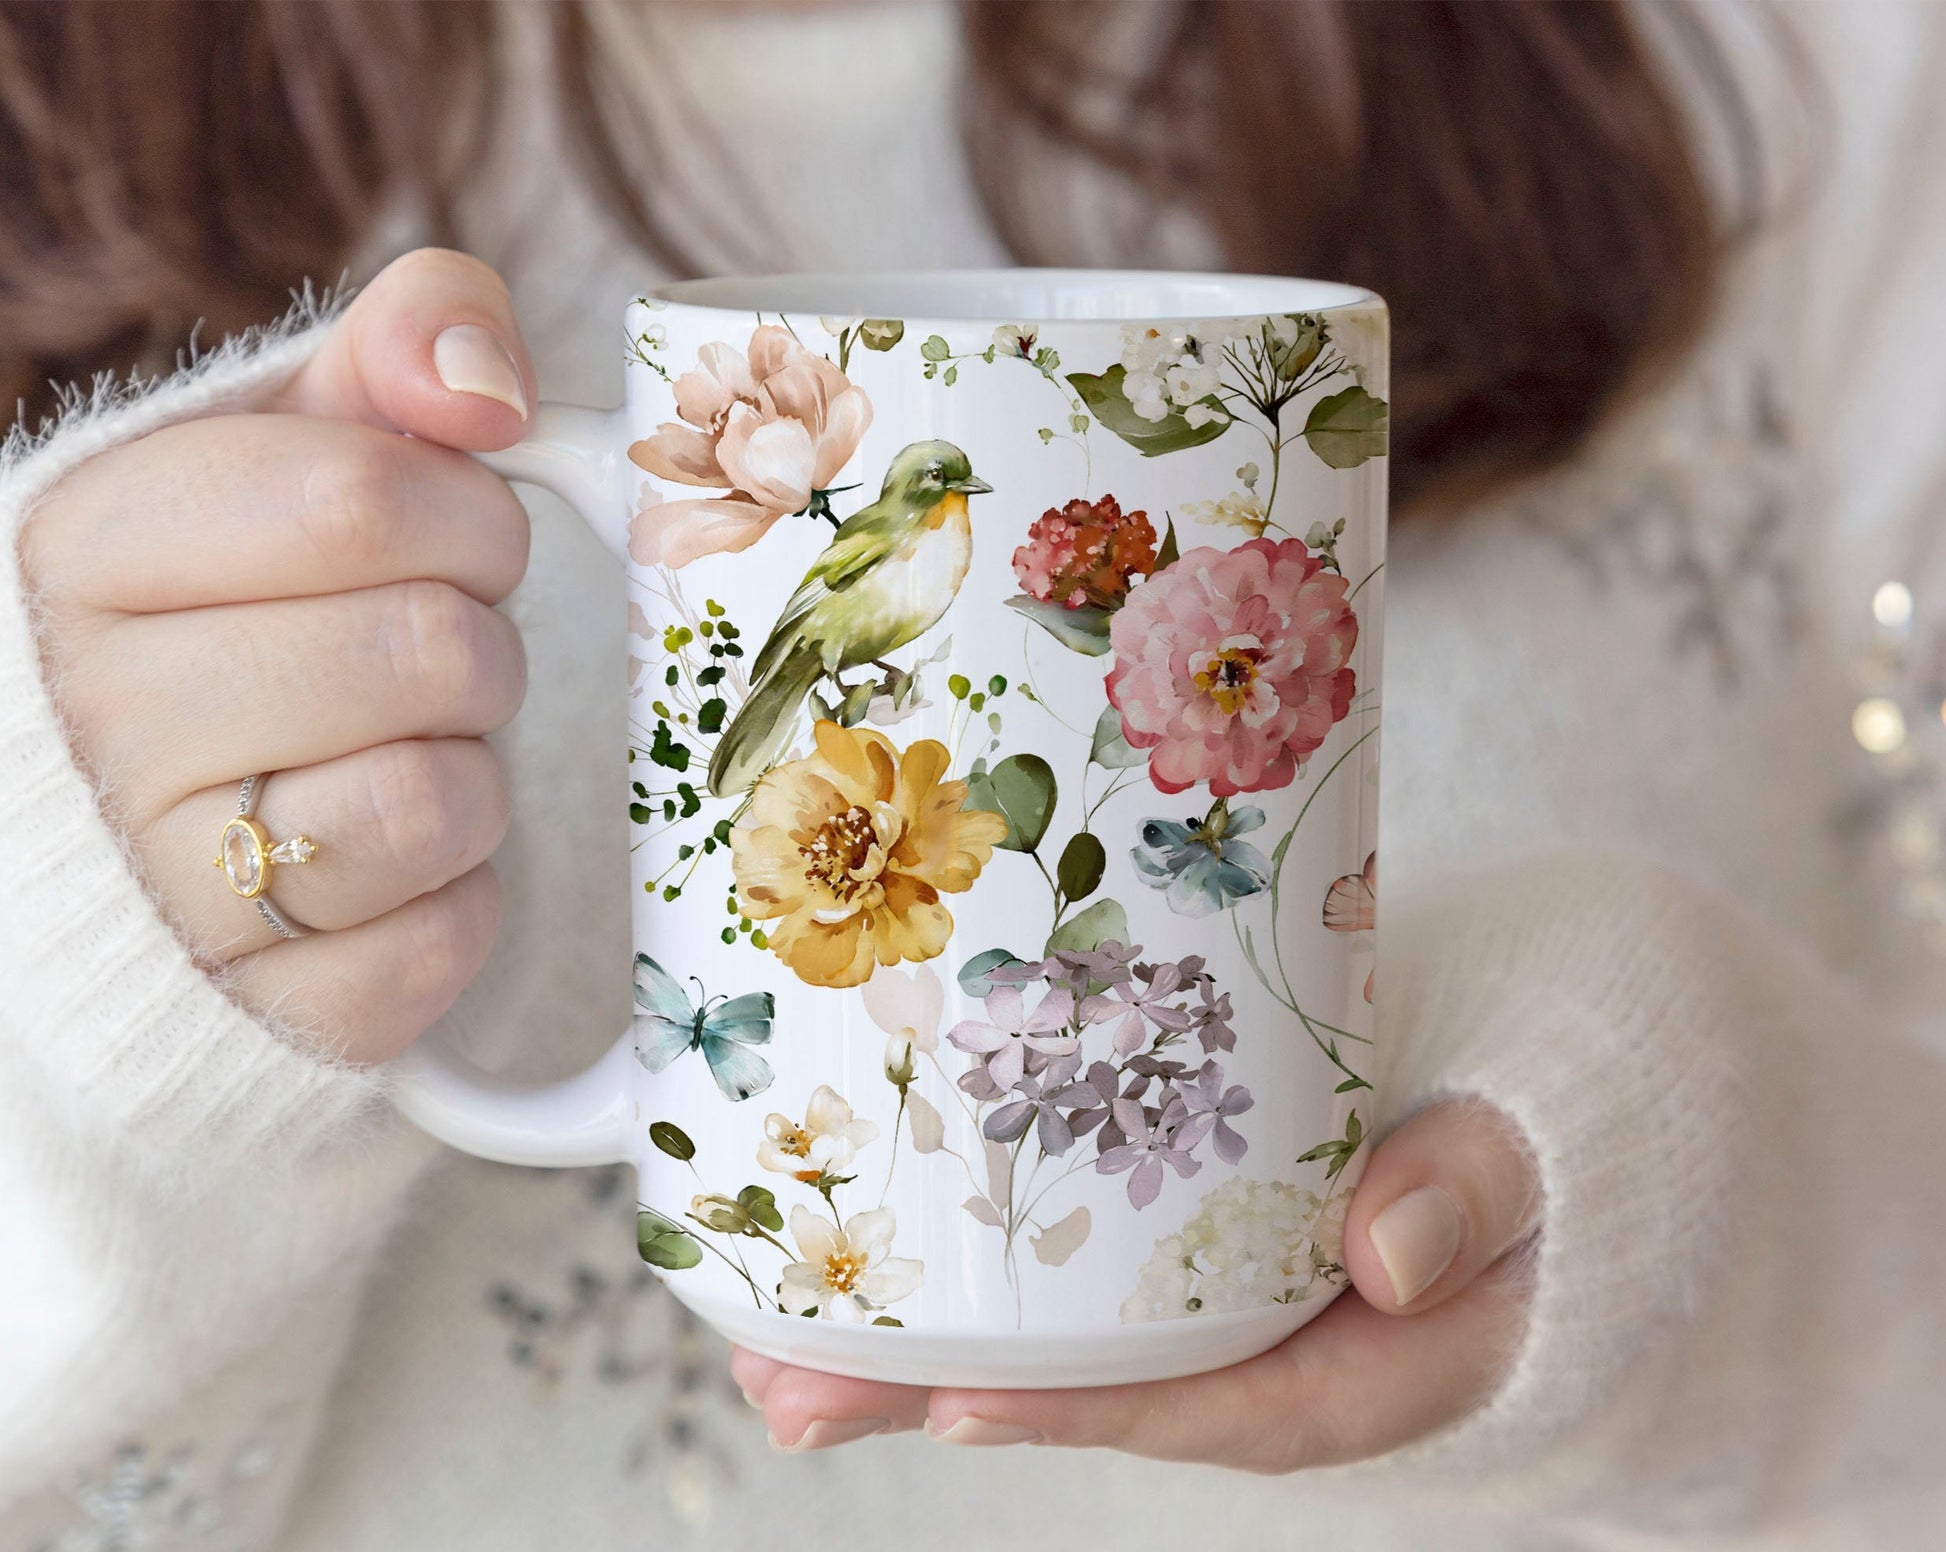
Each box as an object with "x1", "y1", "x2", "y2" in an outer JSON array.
[{"x1": 731, "y1": 721, "x2": 1006, "y2": 988}]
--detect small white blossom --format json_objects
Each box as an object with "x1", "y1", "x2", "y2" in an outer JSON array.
[
  {"x1": 780, "y1": 1206, "x2": 923, "y2": 1320},
  {"x1": 757, "y1": 1086, "x2": 878, "y2": 1181},
  {"x1": 992, "y1": 323, "x2": 1038, "y2": 358}
]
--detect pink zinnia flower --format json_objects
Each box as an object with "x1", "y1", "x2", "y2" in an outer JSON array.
[{"x1": 1105, "y1": 538, "x2": 1357, "y2": 796}]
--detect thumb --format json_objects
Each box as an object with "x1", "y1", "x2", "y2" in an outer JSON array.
[
  {"x1": 272, "y1": 247, "x2": 534, "y2": 450},
  {"x1": 1342, "y1": 1098, "x2": 1542, "y2": 1315}
]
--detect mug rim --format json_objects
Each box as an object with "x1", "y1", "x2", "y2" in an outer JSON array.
[{"x1": 646, "y1": 268, "x2": 1381, "y2": 325}]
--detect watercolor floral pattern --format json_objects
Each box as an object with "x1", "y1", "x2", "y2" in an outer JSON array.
[{"x1": 624, "y1": 302, "x2": 1385, "y2": 1332}]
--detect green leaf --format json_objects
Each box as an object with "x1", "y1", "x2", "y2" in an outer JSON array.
[
  {"x1": 629, "y1": 802, "x2": 654, "y2": 825},
  {"x1": 1056, "y1": 831, "x2": 1106, "y2": 903},
  {"x1": 1334, "y1": 1076, "x2": 1371, "y2": 1093},
  {"x1": 942, "y1": 364, "x2": 958, "y2": 387},
  {"x1": 958, "y1": 947, "x2": 1025, "y2": 999},
  {"x1": 737, "y1": 1183, "x2": 784, "y2": 1232},
  {"x1": 637, "y1": 1209, "x2": 702, "y2": 1270},
  {"x1": 1067, "y1": 366, "x2": 1229, "y2": 458},
  {"x1": 948, "y1": 673, "x2": 971, "y2": 700},
  {"x1": 1046, "y1": 897, "x2": 1129, "y2": 956},
  {"x1": 697, "y1": 697, "x2": 726, "y2": 735},
  {"x1": 837, "y1": 680, "x2": 874, "y2": 727},
  {"x1": 1003, "y1": 595, "x2": 1112, "y2": 657},
  {"x1": 649, "y1": 723, "x2": 690, "y2": 772},
  {"x1": 919, "y1": 334, "x2": 952, "y2": 362},
  {"x1": 1301, "y1": 386, "x2": 1390, "y2": 469},
  {"x1": 859, "y1": 318, "x2": 904, "y2": 351},
  {"x1": 1088, "y1": 706, "x2": 1146, "y2": 769},
  {"x1": 1155, "y1": 516, "x2": 1180, "y2": 572},
  {"x1": 640, "y1": 1232, "x2": 703, "y2": 1270},
  {"x1": 649, "y1": 1121, "x2": 696, "y2": 1161},
  {"x1": 871, "y1": 1315, "x2": 905, "y2": 1327},
  {"x1": 965, "y1": 753, "x2": 1057, "y2": 852}
]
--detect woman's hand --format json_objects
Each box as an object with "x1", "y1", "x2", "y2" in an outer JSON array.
[
  {"x1": 735, "y1": 1099, "x2": 1541, "y2": 1466},
  {"x1": 17, "y1": 249, "x2": 537, "y2": 1064}
]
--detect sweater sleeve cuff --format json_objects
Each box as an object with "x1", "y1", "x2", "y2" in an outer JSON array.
[
  {"x1": 1345, "y1": 854, "x2": 1756, "y2": 1514},
  {"x1": 0, "y1": 293, "x2": 389, "y2": 1171}
]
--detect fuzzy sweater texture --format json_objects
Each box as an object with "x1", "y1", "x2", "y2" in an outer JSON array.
[{"x1": 2, "y1": 4, "x2": 1945, "y2": 1549}]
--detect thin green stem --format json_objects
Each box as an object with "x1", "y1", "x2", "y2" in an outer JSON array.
[{"x1": 879, "y1": 1090, "x2": 907, "y2": 1207}]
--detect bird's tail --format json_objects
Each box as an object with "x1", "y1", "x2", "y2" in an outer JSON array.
[{"x1": 707, "y1": 645, "x2": 825, "y2": 798}]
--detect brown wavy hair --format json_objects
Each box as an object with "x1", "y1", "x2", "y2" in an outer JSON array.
[{"x1": 0, "y1": 0, "x2": 1758, "y2": 511}]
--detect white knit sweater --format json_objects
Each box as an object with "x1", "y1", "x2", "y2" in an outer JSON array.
[{"x1": 3, "y1": 4, "x2": 1944, "y2": 1549}]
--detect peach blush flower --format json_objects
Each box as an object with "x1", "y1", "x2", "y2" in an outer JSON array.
[
  {"x1": 731, "y1": 721, "x2": 1008, "y2": 989},
  {"x1": 757, "y1": 1085, "x2": 879, "y2": 1182},
  {"x1": 779, "y1": 1206, "x2": 922, "y2": 1320},
  {"x1": 1105, "y1": 538, "x2": 1358, "y2": 797},
  {"x1": 627, "y1": 325, "x2": 872, "y2": 569}
]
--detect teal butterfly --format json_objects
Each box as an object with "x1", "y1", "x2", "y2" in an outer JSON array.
[{"x1": 632, "y1": 954, "x2": 775, "y2": 1102}]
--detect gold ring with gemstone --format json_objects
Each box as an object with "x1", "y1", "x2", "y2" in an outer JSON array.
[{"x1": 213, "y1": 773, "x2": 317, "y2": 935}]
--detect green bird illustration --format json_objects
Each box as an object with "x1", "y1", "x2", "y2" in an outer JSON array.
[{"x1": 707, "y1": 439, "x2": 992, "y2": 797}]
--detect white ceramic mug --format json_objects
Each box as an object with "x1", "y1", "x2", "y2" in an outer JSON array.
[{"x1": 392, "y1": 270, "x2": 1388, "y2": 1388}]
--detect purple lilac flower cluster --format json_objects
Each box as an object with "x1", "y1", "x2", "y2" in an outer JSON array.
[{"x1": 947, "y1": 943, "x2": 1252, "y2": 1208}]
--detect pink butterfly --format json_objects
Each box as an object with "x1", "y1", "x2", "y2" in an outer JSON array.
[{"x1": 1322, "y1": 850, "x2": 1377, "y2": 1003}]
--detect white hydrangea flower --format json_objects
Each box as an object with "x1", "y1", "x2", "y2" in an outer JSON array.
[
  {"x1": 1165, "y1": 360, "x2": 1222, "y2": 406},
  {"x1": 1118, "y1": 323, "x2": 1189, "y2": 374},
  {"x1": 1120, "y1": 1178, "x2": 1350, "y2": 1322},
  {"x1": 1121, "y1": 368, "x2": 1173, "y2": 423}
]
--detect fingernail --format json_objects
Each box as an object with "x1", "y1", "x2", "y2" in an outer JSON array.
[
  {"x1": 926, "y1": 1417, "x2": 1043, "y2": 1447},
  {"x1": 1368, "y1": 1185, "x2": 1464, "y2": 1305},
  {"x1": 739, "y1": 1388, "x2": 763, "y2": 1410},
  {"x1": 771, "y1": 1417, "x2": 890, "y2": 1453},
  {"x1": 433, "y1": 323, "x2": 528, "y2": 419}
]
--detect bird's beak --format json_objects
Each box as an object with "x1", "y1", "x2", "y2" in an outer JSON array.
[{"x1": 950, "y1": 475, "x2": 993, "y2": 495}]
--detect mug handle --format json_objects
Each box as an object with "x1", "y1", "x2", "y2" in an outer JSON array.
[{"x1": 386, "y1": 402, "x2": 642, "y2": 1167}]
